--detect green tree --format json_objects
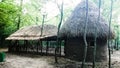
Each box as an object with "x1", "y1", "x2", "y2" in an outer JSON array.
[{"x1": 0, "y1": 1, "x2": 19, "y2": 45}]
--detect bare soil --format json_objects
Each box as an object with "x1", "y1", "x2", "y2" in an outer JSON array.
[{"x1": 0, "y1": 49, "x2": 120, "y2": 68}]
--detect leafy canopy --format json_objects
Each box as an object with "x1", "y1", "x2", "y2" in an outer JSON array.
[{"x1": 0, "y1": 1, "x2": 19, "y2": 35}]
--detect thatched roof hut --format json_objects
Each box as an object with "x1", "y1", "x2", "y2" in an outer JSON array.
[
  {"x1": 59, "y1": 1, "x2": 115, "y2": 62},
  {"x1": 60, "y1": 1, "x2": 114, "y2": 39},
  {"x1": 6, "y1": 24, "x2": 57, "y2": 40}
]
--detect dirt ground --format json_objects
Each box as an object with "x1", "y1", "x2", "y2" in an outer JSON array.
[{"x1": 0, "y1": 49, "x2": 120, "y2": 68}]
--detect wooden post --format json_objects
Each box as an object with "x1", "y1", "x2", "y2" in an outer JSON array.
[
  {"x1": 23, "y1": 40, "x2": 25, "y2": 52},
  {"x1": 40, "y1": 40, "x2": 43, "y2": 55},
  {"x1": 14, "y1": 40, "x2": 17, "y2": 52},
  {"x1": 8, "y1": 40, "x2": 12, "y2": 52},
  {"x1": 46, "y1": 40, "x2": 49, "y2": 56},
  {"x1": 23, "y1": 40, "x2": 28, "y2": 53},
  {"x1": 64, "y1": 38, "x2": 67, "y2": 57},
  {"x1": 59, "y1": 40, "x2": 62, "y2": 56},
  {"x1": 26, "y1": 40, "x2": 28, "y2": 53},
  {"x1": 36, "y1": 40, "x2": 39, "y2": 54},
  {"x1": 16, "y1": 40, "x2": 19, "y2": 52},
  {"x1": 55, "y1": 46, "x2": 58, "y2": 63}
]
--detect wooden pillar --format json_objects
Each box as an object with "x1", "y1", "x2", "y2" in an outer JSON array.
[
  {"x1": 23, "y1": 40, "x2": 28, "y2": 53},
  {"x1": 26, "y1": 40, "x2": 28, "y2": 53},
  {"x1": 59, "y1": 40, "x2": 62, "y2": 56},
  {"x1": 36, "y1": 40, "x2": 39, "y2": 54},
  {"x1": 55, "y1": 39, "x2": 59, "y2": 63},
  {"x1": 46, "y1": 40, "x2": 49, "y2": 55},
  {"x1": 11, "y1": 40, "x2": 14, "y2": 52},
  {"x1": 13, "y1": 40, "x2": 17, "y2": 52},
  {"x1": 8, "y1": 40, "x2": 12, "y2": 52},
  {"x1": 40, "y1": 40, "x2": 43, "y2": 55},
  {"x1": 64, "y1": 39, "x2": 67, "y2": 57},
  {"x1": 16, "y1": 40, "x2": 19, "y2": 52}
]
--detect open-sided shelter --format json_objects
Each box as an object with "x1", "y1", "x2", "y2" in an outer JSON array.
[{"x1": 6, "y1": 24, "x2": 58, "y2": 54}]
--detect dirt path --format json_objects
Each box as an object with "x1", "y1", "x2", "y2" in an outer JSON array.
[
  {"x1": 0, "y1": 53, "x2": 54, "y2": 68},
  {"x1": 0, "y1": 50, "x2": 120, "y2": 68}
]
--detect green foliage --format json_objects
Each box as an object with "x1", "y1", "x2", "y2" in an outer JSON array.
[
  {"x1": 0, "y1": 1, "x2": 19, "y2": 46},
  {"x1": 0, "y1": 2, "x2": 19, "y2": 35}
]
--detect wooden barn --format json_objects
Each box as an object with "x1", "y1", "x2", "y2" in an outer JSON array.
[
  {"x1": 6, "y1": 24, "x2": 59, "y2": 55},
  {"x1": 59, "y1": 1, "x2": 114, "y2": 62}
]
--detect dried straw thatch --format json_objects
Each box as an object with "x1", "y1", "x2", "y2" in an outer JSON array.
[
  {"x1": 6, "y1": 24, "x2": 57, "y2": 40},
  {"x1": 60, "y1": 1, "x2": 114, "y2": 39}
]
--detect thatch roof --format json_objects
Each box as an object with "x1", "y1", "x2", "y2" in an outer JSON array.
[
  {"x1": 6, "y1": 24, "x2": 57, "y2": 40},
  {"x1": 59, "y1": 1, "x2": 114, "y2": 39}
]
